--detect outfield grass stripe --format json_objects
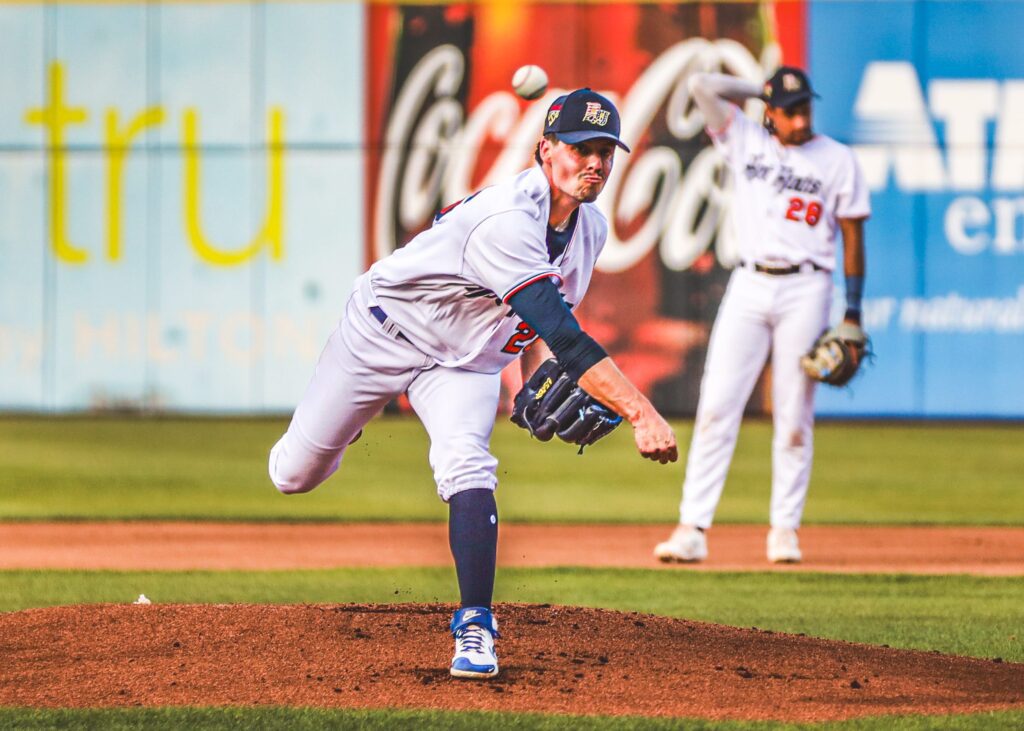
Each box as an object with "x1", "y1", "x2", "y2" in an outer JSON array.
[
  {"x1": 2, "y1": 417, "x2": 1022, "y2": 524},
  {"x1": 1, "y1": 703, "x2": 1023, "y2": 730}
]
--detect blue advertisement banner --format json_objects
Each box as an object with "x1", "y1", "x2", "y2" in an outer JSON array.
[{"x1": 811, "y1": 0, "x2": 1024, "y2": 417}]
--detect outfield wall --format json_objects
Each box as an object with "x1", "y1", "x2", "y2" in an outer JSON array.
[{"x1": 1, "y1": 1, "x2": 1021, "y2": 417}]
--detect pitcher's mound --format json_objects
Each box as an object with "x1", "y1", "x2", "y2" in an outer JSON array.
[{"x1": 1, "y1": 603, "x2": 1021, "y2": 721}]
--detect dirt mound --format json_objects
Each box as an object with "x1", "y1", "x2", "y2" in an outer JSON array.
[{"x1": 1, "y1": 603, "x2": 1021, "y2": 721}]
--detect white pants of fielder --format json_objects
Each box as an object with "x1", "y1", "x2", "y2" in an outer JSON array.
[
  {"x1": 679, "y1": 265, "x2": 832, "y2": 530},
  {"x1": 269, "y1": 286, "x2": 502, "y2": 502}
]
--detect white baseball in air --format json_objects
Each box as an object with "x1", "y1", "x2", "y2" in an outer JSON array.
[{"x1": 512, "y1": 65, "x2": 548, "y2": 100}]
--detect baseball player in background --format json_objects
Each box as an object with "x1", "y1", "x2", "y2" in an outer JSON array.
[
  {"x1": 269, "y1": 88, "x2": 678, "y2": 680},
  {"x1": 654, "y1": 66, "x2": 870, "y2": 564}
]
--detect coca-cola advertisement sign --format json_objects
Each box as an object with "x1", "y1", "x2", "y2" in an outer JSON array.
[{"x1": 367, "y1": 3, "x2": 802, "y2": 414}]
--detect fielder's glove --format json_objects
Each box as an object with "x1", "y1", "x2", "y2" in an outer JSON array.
[
  {"x1": 510, "y1": 359, "x2": 623, "y2": 453},
  {"x1": 800, "y1": 321, "x2": 871, "y2": 387}
]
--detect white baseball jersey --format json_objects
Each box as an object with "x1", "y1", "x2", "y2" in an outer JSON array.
[
  {"x1": 712, "y1": 108, "x2": 870, "y2": 270},
  {"x1": 359, "y1": 165, "x2": 608, "y2": 374}
]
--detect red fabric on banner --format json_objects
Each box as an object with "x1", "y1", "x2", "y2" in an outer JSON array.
[
  {"x1": 773, "y1": 0, "x2": 808, "y2": 67},
  {"x1": 363, "y1": 2, "x2": 785, "y2": 415}
]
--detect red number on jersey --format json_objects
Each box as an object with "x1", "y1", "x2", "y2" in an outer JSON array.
[
  {"x1": 785, "y1": 196, "x2": 822, "y2": 227},
  {"x1": 805, "y1": 202, "x2": 822, "y2": 226},
  {"x1": 502, "y1": 322, "x2": 538, "y2": 354}
]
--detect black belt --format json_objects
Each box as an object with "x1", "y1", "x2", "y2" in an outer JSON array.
[
  {"x1": 742, "y1": 261, "x2": 827, "y2": 276},
  {"x1": 369, "y1": 306, "x2": 411, "y2": 343}
]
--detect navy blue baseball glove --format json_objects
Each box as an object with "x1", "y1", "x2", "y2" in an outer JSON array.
[{"x1": 510, "y1": 359, "x2": 623, "y2": 453}]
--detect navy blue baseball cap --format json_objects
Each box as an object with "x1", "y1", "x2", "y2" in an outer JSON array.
[
  {"x1": 759, "y1": 66, "x2": 819, "y2": 109},
  {"x1": 543, "y1": 88, "x2": 630, "y2": 152}
]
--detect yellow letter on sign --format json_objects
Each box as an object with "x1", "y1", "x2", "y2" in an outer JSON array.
[
  {"x1": 183, "y1": 109, "x2": 285, "y2": 266},
  {"x1": 105, "y1": 107, "x2": 165, "y2": 262},
  {"x1": 25, "y1": 62, "x2": 89, "y2": 264}
]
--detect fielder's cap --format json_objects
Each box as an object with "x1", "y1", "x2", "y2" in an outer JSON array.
[
  {"x1": 760, "y1": 66, "x2": 819, "y2": 109},
  {"x1": 543, "y1": 88, "x2": 630, "y2": 152}
]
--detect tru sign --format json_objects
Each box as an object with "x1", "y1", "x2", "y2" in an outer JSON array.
[
  {"x1": 852, "y1": 61, "x2": 1024, "y2": 255},
  {"x1": 25, "y1": 62, "x2": 285, "y2": 266}
]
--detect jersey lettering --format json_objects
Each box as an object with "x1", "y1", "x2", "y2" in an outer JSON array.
[
  {"x1": 773, "y1": 166, "x2": 823, "y2": 196},
  {"x1": 805, "y1": 201, "x2": 822, "y2": 226},
  {"x1": 785, "y1": 196, "x2": 822, "y2": 227},
  {"x1": 785, "y1": 197, "x2": 804, "y2": 221},
  {"x1": 501, "y1": 322, "x2": 538, "y2": 354},
  {"x1": 463, "y1": 284, "x2": 502, "y2": 306}
]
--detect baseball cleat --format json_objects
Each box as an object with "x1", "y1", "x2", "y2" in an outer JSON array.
[
  {"x1": 654, "y1": 524, "x2": 708, "y2": 563},
  {"x1": 449, "y1": 606, "x2": 500, "y2": 679},
  {"x1": 767, "y1": 527, "x2": 803, "y2": 563}
]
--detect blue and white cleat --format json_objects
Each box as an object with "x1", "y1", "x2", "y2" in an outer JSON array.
[{"x1": 449, "y1": 606, "x2": 500, "y2": 679}]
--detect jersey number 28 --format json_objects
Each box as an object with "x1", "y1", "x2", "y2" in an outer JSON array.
[{"x1": 785, "y1": 196, "x2": 822, "y2": 227}]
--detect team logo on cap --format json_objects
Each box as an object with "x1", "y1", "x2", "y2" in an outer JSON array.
[
  {"x1": 782, "y1": 73, "x2": 802, "y2": 91},
  {"x1": 582, "y1": 102, "x2": 610, "y2": 126},
  {"x1": 547, "y1": 107, "x2": 562, "y2": 127}
]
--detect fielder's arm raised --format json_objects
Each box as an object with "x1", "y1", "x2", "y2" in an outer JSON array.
[{"x1": 688, "y1": 72, "x2": 763, "y2": 132}]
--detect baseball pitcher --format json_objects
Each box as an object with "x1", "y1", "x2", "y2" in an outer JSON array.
[
  {"x1": 654, "y1": 66, "x2": 870, "y2": 565},
  {"x1": 269, "y1": 89, "x2": 678, "y2": 680}
]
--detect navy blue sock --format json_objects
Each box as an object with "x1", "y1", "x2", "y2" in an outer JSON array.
[{"x1": 448, "y1": 488, "x2": 498, "y2": 609}]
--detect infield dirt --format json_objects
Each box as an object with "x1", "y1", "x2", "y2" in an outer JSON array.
[
  {"x1": 1, "y1": 603, "x2": 1022, "y2": 721},
  {"x1": 3, "y1": 522, "x2": 1023, "y2": 574},
  {"x1": 4, "y1": 523, "x2": 1023, "y2": 721}
]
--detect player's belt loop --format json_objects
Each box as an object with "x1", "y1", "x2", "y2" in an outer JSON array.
[{"x1": 369, "y1": 306, "x2": 411, "y2": 343}]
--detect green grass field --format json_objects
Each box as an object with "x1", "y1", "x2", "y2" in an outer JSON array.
[
  {"x1": 1, "y1": 415, "x2": 1021, "y2": 523},
  {"x1": 3, "y1": 707, "x2": 1023, "y2": 731},
  {"x1": 2, "y1": 707, "x2": 1024, "y2": 731},
  {"x1": 1, "y1": 415, "x2": 1022, "y2": 729}
]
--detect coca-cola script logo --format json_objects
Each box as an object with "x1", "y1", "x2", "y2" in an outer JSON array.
[{"x1": 374, "y1": 38, "x2": 779, "y2": 272}]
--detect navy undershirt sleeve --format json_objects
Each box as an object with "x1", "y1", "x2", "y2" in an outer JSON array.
[{"x1": 506, "y1": 277, "x2": 607, "y2": 381}]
